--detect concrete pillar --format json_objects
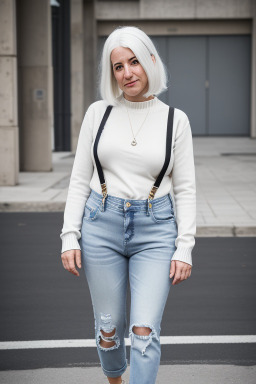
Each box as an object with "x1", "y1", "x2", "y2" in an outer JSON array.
[
  {"x1": 17, "y1": 0, "x2": 53, "y2": 171},
  {"x1": 70, "y1": 0, "x2": 96, "y2": 153},
  {"x1": 83, "y1": 0, "x2": 97, "y2": 113},
  {"x1": 0, "y1": 0, "x2": 19, "y2": 185},
  {"x1": 70, "y1": 0, "x2": 85, "y2": 153},
  {"x1": 251, "y1": 1, "x2": 256, "y2": 138}
]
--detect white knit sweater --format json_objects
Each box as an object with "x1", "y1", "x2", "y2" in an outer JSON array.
[{"x1": 60, "y1": 93, "x2": 196, "y2": 266}]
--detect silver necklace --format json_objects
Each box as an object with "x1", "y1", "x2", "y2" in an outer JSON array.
[{"x1": 125, "y1": 106, "x2": 150, "y2": 146}]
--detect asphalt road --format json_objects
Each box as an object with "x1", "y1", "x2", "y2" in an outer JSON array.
[{"x1": 0, "y1": 213, "x2": 256, "y2": 371}]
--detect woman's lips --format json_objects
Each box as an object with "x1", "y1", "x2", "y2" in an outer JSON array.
[{"x1": 125, "y1": 80, "x2": 138, "y2": 87}]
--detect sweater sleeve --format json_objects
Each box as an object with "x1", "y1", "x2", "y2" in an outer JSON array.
[
  {"x1": 60, "y1": 106, "x2": 94, "y2": 254},
  {"x1": 170, "y1": 115, "x2": 196, "y2": 266}
]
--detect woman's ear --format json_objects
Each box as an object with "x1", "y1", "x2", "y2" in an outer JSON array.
[{"x1": 151, "y1": 54, "x2": 156, "y2": 64}]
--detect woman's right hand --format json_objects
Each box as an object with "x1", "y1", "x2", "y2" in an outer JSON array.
[{"x1": 61, "y1": 249, "x2": 82, "y2": 277}]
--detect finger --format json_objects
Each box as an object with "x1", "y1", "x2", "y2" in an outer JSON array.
[
  {"x1": 172, "y1": 270, "x2": 181, "y2": 285},
  {"x1": 183, "y1": 269, "x2": 189, "y2": 279},
  {"x1": 69, "y1": 265, "x2": 79, "y2": 276},
  {"x1": 186, "y1": 268, "x2": 191, "y2": 279},
  {"x1": 62, "y1": 260, "x2": 68, "y2": 270},
  {"x1": 172, "y1": 276, "x2": 181, "y2": 285},
  {"x1": 180, "y1": 269, "x2": 187, "y2": 281},
  {"x1": 61, "y1": 254, "x2": 68, "y2": 270},
  {"x1": 169, "y1": 260, "x2": 176, "y2": 278},
  {"x1": 67, "y1": 258, "x2": 79, "y2": 276},
  {"x1": 75, "y1": 250, "x2": 82, "y2": 269}
]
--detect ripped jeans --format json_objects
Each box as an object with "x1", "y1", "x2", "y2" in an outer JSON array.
[{"x1": 79, "y1": 188, "x2": 178, "y2": 384}]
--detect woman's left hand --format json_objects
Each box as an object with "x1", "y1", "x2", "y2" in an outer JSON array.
[{"x1": 169, "y1": 260, "x2": 192, "y2": 285}]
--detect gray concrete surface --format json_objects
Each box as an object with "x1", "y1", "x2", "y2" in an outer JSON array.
[
  {"x1": 1, "y1": 365, "x2": 256, "y2": 384},
  {"x1": 0, "y1": 137, "x2": 256, "y2": 235}
]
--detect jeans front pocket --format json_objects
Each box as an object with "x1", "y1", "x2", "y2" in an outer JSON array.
[
  {"x1": 83, "y1": 198, "x2": 102, "y2": 222},
  {"x1": 150, "y1": 199, "x2": 175, "y2": 224}
]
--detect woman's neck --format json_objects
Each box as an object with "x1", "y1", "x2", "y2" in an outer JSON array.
[
  {"x1": 123, "y1": 94, "x2": 155, "y2": 103},
  {"x1": 118, "y1": 92, "x2": 159, "y2": 111}
]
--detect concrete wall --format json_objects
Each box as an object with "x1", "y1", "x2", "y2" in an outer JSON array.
[
  {"x1": 95, "y1": 0, "x2": 253, "y2": 19},
  {"x1": 70, "y1": 0, "x2": 97, "y2": 153},
  {"x1": 84, "y1": 0, "x2": 97, "y2": 110},
  {"x1": 0, "y1": 0, "x2": 19, "y2": 185},
  {"x1": 251, "y1": 1, "x2": 256, "y2": 138},
  {"x1": 71, "y1": 0, "x2": 85, "y2": 153},
  {"x1": 17, "y1": 0, "x2": 53, "y2": 171},
  {"x1": 98, "y1": 19, "x2": 251, "y2": 36}
]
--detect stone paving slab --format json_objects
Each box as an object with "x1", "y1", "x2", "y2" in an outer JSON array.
[{"x1": 0, "y1": 365, "x2": 255, "y2": 384}]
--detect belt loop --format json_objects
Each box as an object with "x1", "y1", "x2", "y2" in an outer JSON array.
[{"x1": 146, "y1": 197, "x2": 151, "y2": 216}]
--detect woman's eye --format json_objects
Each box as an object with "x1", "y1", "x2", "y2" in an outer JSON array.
[{"x1": 115, "y1": 60, "x2": 139, "y2": 71}]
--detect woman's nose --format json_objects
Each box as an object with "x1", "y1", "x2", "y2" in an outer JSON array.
[{"x1": 124, "y1": 65, "x2": 132, "y2": 78}]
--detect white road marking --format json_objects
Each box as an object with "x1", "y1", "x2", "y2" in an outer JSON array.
[{"x1": 1, "y1": 335, "x2": 256, "y2": 350}]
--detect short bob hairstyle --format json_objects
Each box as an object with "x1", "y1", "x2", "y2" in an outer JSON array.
[{"x1": 98, "y1": 26, "x2": 169, "y2": 106}]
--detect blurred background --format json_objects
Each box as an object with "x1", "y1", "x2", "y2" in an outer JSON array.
[{"x1": 0, "y1": 0, "x2": 255, "y2": 186}]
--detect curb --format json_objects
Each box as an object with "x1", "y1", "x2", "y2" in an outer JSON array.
[
  {"x1": 0, "y1": 202, "x2": 256, "y2": 237},
  {"x1": 0, "y1": 202, "x2": 65, "y2": 212},
  {"x1": 196, "y1": 226, "x2": 256, "y2": 237}
]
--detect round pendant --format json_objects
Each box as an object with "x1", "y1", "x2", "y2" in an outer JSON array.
[{"x1": 131, "y1": 139, "x2": 137, "y2": 146}]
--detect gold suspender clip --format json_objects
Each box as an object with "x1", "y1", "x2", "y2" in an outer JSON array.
[
  {"x1": 101, "y1": 182, "x2": 108, "y2": 210},
  {"x1": 148, "y1": 185, "x2": 158, "y2": 201}
]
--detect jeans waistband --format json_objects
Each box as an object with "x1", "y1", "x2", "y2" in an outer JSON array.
[{"x1": 88, "y1": 189, "x2": 173, "y2": 212}]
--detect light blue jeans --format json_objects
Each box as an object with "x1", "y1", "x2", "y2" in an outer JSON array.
[{"x1": 79, "y1": 188, "x2": 178, "y2": 384}]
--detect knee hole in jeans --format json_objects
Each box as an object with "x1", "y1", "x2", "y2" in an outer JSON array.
[
  {"x1": 99, "y1": 328, "x2": 117, "y2": 348},
  {"x1": 96, "y1": 313, "x2": 120, "y2": 351},
  {"x1": 129, "y1": 323, "x2": 160, "y2": 356},
  {"x1": 132, "y1": 326, "x2": 152, "y2": 336}
]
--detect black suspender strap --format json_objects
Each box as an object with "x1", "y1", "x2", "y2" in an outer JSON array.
[
  {"x1": 93, "y1": 105, "x2": 175, "y2": 207},
  {"x1": 148, "y1": 106, "x2": 174, "y2": 201},
  {"x1": 93, "y1": 105, "x2": 113, "y2": 207}
]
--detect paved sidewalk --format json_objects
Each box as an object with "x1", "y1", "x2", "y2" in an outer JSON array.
[
  {"x1": 0, "y1": 137, "x2": 256, "y2": 236},
  {"x1": 1, "y1": 365, "x2": 256, "y2": 384}
]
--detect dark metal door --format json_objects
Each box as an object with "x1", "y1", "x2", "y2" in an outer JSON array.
[
  {"x1": 152, "y1": 36, "x2": 207, "y2": 135},
  {"x1": 51, "y1": 0, "x2": 71, "y2": 151},
  {"x1": 208, "y1": 35, "x2": 251, "y2": 135},
  {"x1": 152, "y1": 35, "x2": 251, "y2": 136}
]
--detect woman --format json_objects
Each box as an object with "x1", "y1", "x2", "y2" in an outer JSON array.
[{"x1": 60, "y1": 26, "x2": 196, "y2": 384}]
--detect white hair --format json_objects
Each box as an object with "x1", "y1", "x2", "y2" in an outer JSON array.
[{"x1": 98, "y1": 26, "x2": 169, "y2": 106}]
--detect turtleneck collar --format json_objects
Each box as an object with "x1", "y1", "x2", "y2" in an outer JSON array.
[{"x1": 116, "y1": 92, "x2": 159, "y2": 111}]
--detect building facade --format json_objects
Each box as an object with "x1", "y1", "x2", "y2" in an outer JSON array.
[{"x1": 0, "y1": 0, "x2": 255, "y2": 185}]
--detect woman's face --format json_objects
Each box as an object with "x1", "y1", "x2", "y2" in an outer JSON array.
[{"x1": 110, "y1": 46, "x2": 155, "y2": 102}]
